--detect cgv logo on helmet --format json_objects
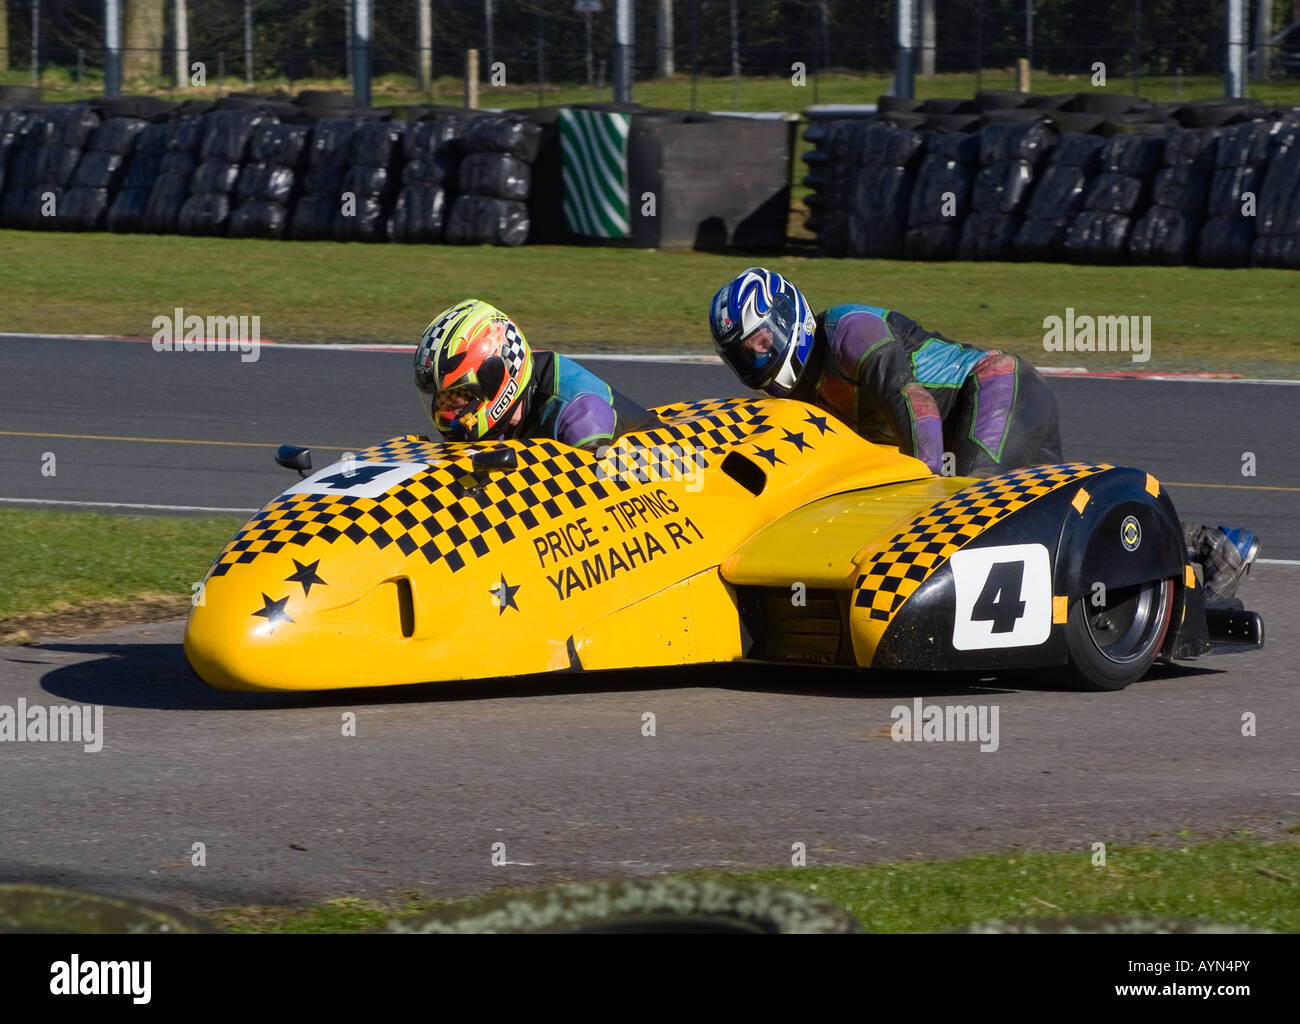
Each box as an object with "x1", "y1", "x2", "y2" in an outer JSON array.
[{"x1": 490, "y1": 378, "x2": 519, "y2": 420}]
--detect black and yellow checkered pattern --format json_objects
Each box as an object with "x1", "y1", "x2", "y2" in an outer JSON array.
[
  {"x1": 852, "y1": 462, "x2": 1112, "y2": 622},
  {"x1": 209, "y1": 399, "x2": 776, "y2": 579}
]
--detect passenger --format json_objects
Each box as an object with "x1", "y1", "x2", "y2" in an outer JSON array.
[{"x1": 707, "y1": 267, "x2": 1259, "y2": 602}]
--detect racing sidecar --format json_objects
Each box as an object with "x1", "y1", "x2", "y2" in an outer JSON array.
[{"x1": 183, "y1": 397, "x2": 1263, "y2": 692}]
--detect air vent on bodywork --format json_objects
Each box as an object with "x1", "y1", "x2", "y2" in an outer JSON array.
[
  {"x1": 721, "y1": 452, "x2": 767, "y2": 496},
  {"x1": 395, "y1": 578, "x2": 415, "y2": 638},
  {"x1": 743, "y1": 588, "x2": 848, "y2": 664}
]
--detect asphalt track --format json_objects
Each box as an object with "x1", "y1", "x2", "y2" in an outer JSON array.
[{"x1": 0, "y1": 335, "x2": 1296, "y2": 910}]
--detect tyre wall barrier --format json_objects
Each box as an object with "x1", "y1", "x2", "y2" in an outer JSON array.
[
  {"x1": 0, "y1": 93, "x2": 786, "y2": 251},
  {"x1": 0, "y1": 91, "x2": 543, "y2": 247},
  {"x1": 802, "y1": 92, "x2": 1300, "y2": 268}
]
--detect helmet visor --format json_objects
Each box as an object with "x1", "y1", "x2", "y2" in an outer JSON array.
[
  {"x1": 726, "y1": 292, "x2": 798, "y2": 388},
  {"x1": 433, "y1": 384, "x2": 486, "y2": 439}
]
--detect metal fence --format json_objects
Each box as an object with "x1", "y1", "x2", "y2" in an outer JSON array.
[{"x1": 2, "y1": 1, "x2": 1297, "y2": 105}]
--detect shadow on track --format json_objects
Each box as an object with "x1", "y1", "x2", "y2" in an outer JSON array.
[{"x1": 33, "y1": 638, "x2": 1225, "y2": 712}]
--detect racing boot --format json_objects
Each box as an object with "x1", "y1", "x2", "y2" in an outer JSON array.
[
  {"x1": 1209, "y1": 526, "x2": 1260, "y2": 604},
  {"x1": 1186, "y1": 524, "x2": 1259, "y2": 605}
]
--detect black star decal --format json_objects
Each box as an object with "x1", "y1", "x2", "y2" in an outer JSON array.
[
  {"x1": 316, "y1": 464, "x2": 389, "y2": 488},
  {"x1": 803, "y1": 412, "x2": 834, "y2": 435},
  {"x1": 285, "y1": 559, "x2": 328, "y2": 597},
  {"x1": 490, "y1": 574, "x2": 520, "y2": 614},
  {"x1": 252, "y1": 593, "x2": 294, "y2": 633},
  {"x1": 752, "y1": 445, "x2": 784, "y2": 467},
  {"x1": 781, "y1": 429, "x2": 812, "y2": 452}
]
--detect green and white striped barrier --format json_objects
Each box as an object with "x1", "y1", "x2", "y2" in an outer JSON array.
[{"x1": 558, "y1": 109, "x2": 631, "y2": 239}]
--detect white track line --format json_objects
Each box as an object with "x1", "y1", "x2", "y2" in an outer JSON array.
[
  {"x1": 1258, "y1": 558, "x2": 1300, "y2": 566},
  {"x1": 0, "y1": 497, "x2": 256, "y2": 514},
  {"x1": 3, "y1": 333, "x2": 1298, "y2": 383}
]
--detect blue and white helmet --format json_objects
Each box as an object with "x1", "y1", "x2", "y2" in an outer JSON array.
[{"x1": 709, "y1": 268, "x2": 816, "y2": 396}]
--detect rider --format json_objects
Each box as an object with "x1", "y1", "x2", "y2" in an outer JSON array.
[
  {"x1": 414, "y1": 299, "x2": 657, "y2": 452},
  {"x1": 707, "y1": 267, "x2": 1259, "y2": 603}
]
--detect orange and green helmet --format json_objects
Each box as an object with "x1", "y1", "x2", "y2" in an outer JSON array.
[{"x1": 414, "y1": 299, "x2": 534, "y2": 441}]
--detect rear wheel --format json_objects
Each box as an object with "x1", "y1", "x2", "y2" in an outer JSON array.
[{"x1": 1063, "y1": 577, "x2": 1175, "y2": 691}]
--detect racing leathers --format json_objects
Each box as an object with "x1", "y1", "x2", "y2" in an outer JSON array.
[
  {"x1": 509, "y1": 351, "x2": 658, "y2": 452},
  {"x1": 783, "y1": 304, "x2": 1256, "y2": 602},
  {"x1": 787, "y1": 304, "x2": 1063, "y2": 477}
]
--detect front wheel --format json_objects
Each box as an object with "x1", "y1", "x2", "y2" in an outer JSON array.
[{"x1": 1062, "y1": 577, "x2": 1176, "y2": 691}]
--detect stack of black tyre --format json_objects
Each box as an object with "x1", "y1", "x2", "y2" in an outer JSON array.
[
  {"x1": 813, "y1": 121, "x2": 926, "y2": 258},
  {"x1": 0, "y1": 105, "x2": 100, "y2": 230},
  {"x1": 178, "y1": 109, "x2": 271, "y2": 236},
  {"x1": 1197, "y1": 121, "x2": 1275, "y2": 267},
  {"x1": 388, "y1": 116, "x2": 465, "y2": 243},
  {"x1": 959, "y1": 121, "x2": 1056, "y2": 259},
  {"x1": 229, "y1": 121, "x2": 310, "y2": 239},
  {"x1": 289, "y1": 118, "x2": 360, "y2": 241},
  {"x1": 143, "y1": 115, "x2": 204, "y2": 233},
  {"x1": 798, "y1": 119, "x2": 834, "y2": 240},
  {"x1": 1252, "y1": 121, "x2": 1300, "y2": 268},
  {"x1": 106, "y1": 121, "x2": 171, "y2": 232},
  {"x1": 904, "y1": 131, "x2": 979, "y2": 259},
  {"x1": 1128, "y1": 128, "x2": 1216, "y2": 264},
  {"x1": 809, "y1": 119, "x2": 862, "y2": 256},
  {"x1": 1062, "y1": 132, "x2": 1165, "y2": 262},
  {"x1": 335, "y1": 120, "x2": 403, "y2": 242},
  {"x1": 445, "y1": 116, "x2": 539, "y2": 246},
  {"x1": 1014, "y1": 133, "x2": 1103, "y2": 260},
  {"x1": 60, "y1": 116, "x2": 149, "y2": 231},
  {"x1": 0, "y1": 109, "x2": 39, "y2": 204}
]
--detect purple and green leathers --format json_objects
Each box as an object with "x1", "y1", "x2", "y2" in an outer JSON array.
[{"x1": 788, "y1": 304, "x2": 1063, "y2": 477}]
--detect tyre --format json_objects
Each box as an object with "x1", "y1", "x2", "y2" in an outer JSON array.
[{"x1": 1063, "y1": 577, "x2": 1175, "y2": 690}]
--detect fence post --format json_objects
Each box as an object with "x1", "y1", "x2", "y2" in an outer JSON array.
[
  {"x1": 689, "y1": 0, "x2": 699, "y2": 111},
  {"x1": 657, "y1": 0, "x2": 674, "y2": 77},
  {"x1": 920, "y1": 0, "x2": 935, "y2": 76},
  {"x1": 894, "y1": 0, "x2": 915, "y2": 99},
  {"x1": 418, "y1": 0, "x2": 432, "y2": 92},
  {"x1": 1016, "y1": 57, "x2": 1030, "y2": 92},
  {"x1": 1024, "y1": 0, "x2": 1034, "y2": 70},
  {"x1": 585, "y1": 11, "x2": 593, "y2": 87},
  {"x1": 104, "y1": 0, "x2": 121, "y2": 97},
  {"x1": 354, "y1": 0, "x2": 371, "y2": 107},
  {"x1": 31, "y1": 0, "x2": 40, "y2": 88},
  {"x1": 1225, "y1": 0, "x2": 1245, "y2": 97},
  {"x1": 729, "y1": 0, "x2": 739, "y2": 107},
  {"x1": 614, "y1": 0, "x2": 634, "y2": 103},
  {"x1": 1253, "y1": 0, "x2": 1270, "y2": 80},
  {"x1": 345, "y1": 0, "x2": 353, "y2": 82},
  {"x1": 175, "y1": 0, "x2": 188, "y2": 88},
  {"x1": 1132, "y1": 0, "x2": 1141, "y2": 96},
  {"x1": 244, "y1": 0, "x2": 253, "y2": 88},
  {"x1": 466, "y1": 48, "x2": 480, "y2": 108}
]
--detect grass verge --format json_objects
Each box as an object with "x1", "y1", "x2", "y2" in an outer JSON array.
[
  {"x1": 7, "y1": 69, "x2": 1300, "y2": 111},
  {"x1": 207, "y1": 836, "x2": 1300, "y2": 933},
  {"x1": 0, "y1": 508, "x2": 243, "y2": 642},
  {"x1": 4, "y1": 231, "x2": 1299, "y2": 375}
]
